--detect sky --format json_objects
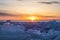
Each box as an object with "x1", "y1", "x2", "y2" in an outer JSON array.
[{"x1": 0, "y1": 0, "x2": 60, "y2": 21}]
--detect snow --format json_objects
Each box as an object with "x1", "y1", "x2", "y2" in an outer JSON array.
[{"x1": 0, "y1": 20, "x2": 60, "y2": 40}]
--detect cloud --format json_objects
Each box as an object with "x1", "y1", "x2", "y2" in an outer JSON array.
[
  {"x1": 37, "y1": 1, "x2": 60, "y2": 4},
  {"x1": 0, "y1": 3, "x2": 7, "y2": 6},
  {"x1": 0, "y1": 10, "x2": 18, "y2": 16},
  {"x1": 42, "y1": 15, "x2": 60, "y2": 18},
  {"x1": 0, "y1": 12, "x2": 15, "y2": 16},
  {"x1": 17, "y1": 0, "x2": 23, "y2": 1},
  {"x1": 0, "y1": 1, "x2": 8, "y2": 6}
]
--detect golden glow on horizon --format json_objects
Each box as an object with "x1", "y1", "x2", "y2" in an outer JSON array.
[
  {"x1": 27, "y1": 16, "x2": 39, "y2": 21},
  {"x1": 0, "y1": 15, "x2": 60, "y2": 21}
]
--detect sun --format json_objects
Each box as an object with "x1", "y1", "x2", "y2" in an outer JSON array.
[{"x1": 28, "y1": 16, "x2": 37, "y2": 22}]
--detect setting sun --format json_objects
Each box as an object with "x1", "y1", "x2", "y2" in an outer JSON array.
[{"x1": 27, "y1": 16, "x2": 38, "y2": 22}]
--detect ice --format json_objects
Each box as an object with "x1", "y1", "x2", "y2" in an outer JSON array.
[
  {"x1": 0, "y1": 20, "x2": 60, "y2": 40},
  {"x1": 1, "y1": 25, "x2": 25, "y2": 33},
  {"x1": 54, "y1": 35, "x2": 60, "y2": 40},
  {"x1": 26, "y1": 29, "x2": 41, "y2": 35}
]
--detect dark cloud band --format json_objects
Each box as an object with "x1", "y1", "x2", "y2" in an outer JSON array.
[
  {"x1": 0, "y1": 3, "x2": 6, "y2": 5},
  {"x1": 0, "y1": 10, "x2": 15, "y2": 16},
  {"x1": 37, "y1": 1, "x2": 60, "y2": 4},
  {"x1": 17, "y1": 0, "x2": 23, "y2": 1}
]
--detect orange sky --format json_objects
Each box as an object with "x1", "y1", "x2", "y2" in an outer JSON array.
[
  {"x1": 0, "y1": 0, "x2": 60, "y2": 21},
  {"x1": 0, "y1": 14, "x2": 60, "y2": 21}
]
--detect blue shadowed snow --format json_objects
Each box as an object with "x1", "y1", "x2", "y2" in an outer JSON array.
[{"x1": 0, "y1": 20, "x2": 60, "y2": 40}]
